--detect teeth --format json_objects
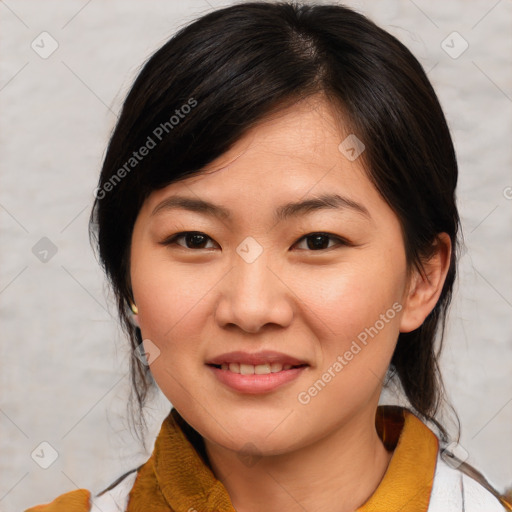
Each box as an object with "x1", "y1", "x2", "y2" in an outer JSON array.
[
  {"x1": 240, "y1": 364, "x2": 254, "y2": 375},
  {"x1": 221, "y1": 362, "x2": 299, "y2": 374},
  {"x1": 254, "y1": 363, "x2": 271, "y2": 375},
  {"x1": 270, "y1": 362, "x2": 283, "y2": 373}
]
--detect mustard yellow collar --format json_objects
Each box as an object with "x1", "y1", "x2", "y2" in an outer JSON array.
[
  {"x1": 24, "y1": 405, "x2": 439, "y2": 511},
  {"x1": 356, "y1": 406, "x2": 438, "y2": 511},
  {"x1": 126, "y1": 405, "x2": 438, "y2": 512}
]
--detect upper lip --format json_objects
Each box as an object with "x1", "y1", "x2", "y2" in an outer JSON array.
[{"x1": 206, "y1": 350, "x2": 309, "y2": 366}]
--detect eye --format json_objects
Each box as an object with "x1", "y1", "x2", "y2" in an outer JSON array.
[
  {"x1": 161, "y1": 231, "x2": 218, "y2": 250},
  {"x1": 293, "y1": 232, "x2": 349, "y2": 251},
  {"x1": 161, "y1": 231, "x2": 350, "y2": 251}
]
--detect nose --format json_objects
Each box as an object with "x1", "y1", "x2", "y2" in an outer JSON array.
[{"x1": 214, "y1": 247, "x2": 294, "y2": 334}]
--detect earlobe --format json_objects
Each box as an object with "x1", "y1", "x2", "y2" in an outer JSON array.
[
  {"x1": 399, "y1": 233, "x2": 452, "y2": 333},
  {"x1": 129, "y1": 300, "x2": 140, "y2": 327}
]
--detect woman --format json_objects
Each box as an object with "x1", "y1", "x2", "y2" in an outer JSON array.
[{"x1": 26, "y1": 2, "x2": 511, "y2": 511}]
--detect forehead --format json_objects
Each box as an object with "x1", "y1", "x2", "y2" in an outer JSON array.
[
  {"x1": 203, "y1": 96, "x2": 350, "y2": 173},
  {"x1": 144, "y1": 96, "x2": 379, "y2": 212}
]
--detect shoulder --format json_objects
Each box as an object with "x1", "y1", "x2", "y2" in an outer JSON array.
[
  {"x1": 24, "y1": 470, "x2": 138, "y2": 512},
  {"x1": 428, "y1": 453, "x2": 507, "y2": 511},
  {"x1": 24, "y1": 489, "x2": 91, "y2": 512}
]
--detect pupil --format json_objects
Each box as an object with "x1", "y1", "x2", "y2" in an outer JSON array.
[
  {"x1": 308, "y1": 234, "x2": 328, "y2": 250},
  {"x1": 188, "y1": 233, "x2": 207, "y2": 248}
]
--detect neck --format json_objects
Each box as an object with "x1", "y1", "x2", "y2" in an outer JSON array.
[{"x1": 203, "y1": 406, "x2": 393, "y2": 512}]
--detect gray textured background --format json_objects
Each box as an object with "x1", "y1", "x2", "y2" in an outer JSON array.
[{"x1": 1, "y1": 1, "x2": 511, "y2": 510}]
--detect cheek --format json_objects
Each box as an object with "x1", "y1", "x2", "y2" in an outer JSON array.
[
  {"x1": 291, "y1": 252, "x2": 406, "y2": 402},
  {"x1": 290, "y1": 263, "x2": 404, "y2": 417},
  {"x1": 290, "y1": 251, "x2": 406, "y2": 338},
  {"x1": 133, "y1": 259, "x2": 216, "y2": 342},
  {"x1": 131, "y1": 258, "x2": 216, "y2": 408}
]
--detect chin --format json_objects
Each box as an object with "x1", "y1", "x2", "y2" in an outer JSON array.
[{"x1": 182, "y1": 406, "x2": 300, "y2": 452}]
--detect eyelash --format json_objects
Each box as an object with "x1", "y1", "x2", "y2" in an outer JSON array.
[{"x1": 160, "y1": 231, "x2": 351, "y2": 252}]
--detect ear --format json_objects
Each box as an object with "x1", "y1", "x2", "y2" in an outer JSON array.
[{"x1": 399, "y1": 233, "x2": 452, "y2": 333}]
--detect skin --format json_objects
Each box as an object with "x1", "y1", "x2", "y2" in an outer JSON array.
[{"x1": 130, "y1": 95, "x2": 451, "y2": 512}]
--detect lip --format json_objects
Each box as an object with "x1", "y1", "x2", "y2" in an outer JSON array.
[
  {"x1": 205, "y1": 350, "x2": 308, "y2": 366},
  {"x1": 207, "y1": 364, "x2": 308, "y2": 394}
]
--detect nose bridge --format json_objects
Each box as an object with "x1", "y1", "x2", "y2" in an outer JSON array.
[
  {"x1": 215, "y1": 235, "x2": 292, "y2": 332},
  {"x1": 235, "y1": 236, "x2": 273, "y2": 293}
]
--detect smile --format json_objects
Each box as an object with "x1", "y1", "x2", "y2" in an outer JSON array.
[
  {"x1": 209, "y1": 362, "x2": 306, "y2": 374},
  {"x1": 206, "y1": 363, "x2": 308, "y2": 394}
]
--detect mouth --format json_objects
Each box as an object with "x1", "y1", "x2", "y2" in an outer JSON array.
[
  {"x1": 205, "y1": 351, "x2": 309, "y2": 394},
  {"x1": 206, "y1": 362, "x2": 308, "y2": 374},
  {"x1": 205, "y1": 350, "x2": 309, "y2": 393}
]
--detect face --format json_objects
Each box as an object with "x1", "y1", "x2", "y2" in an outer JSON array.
[{"x1": 130, "y1": 95, "x2": 412, "y2": 457}]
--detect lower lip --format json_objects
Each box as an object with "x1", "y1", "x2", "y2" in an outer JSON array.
[{"x1": 207, "y1": 365, "x2": 307, "y2": 394}]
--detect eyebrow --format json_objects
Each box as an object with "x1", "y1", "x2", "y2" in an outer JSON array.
[{"x1": 151, "y1": 193, "x2": 371, "y2": 223}]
